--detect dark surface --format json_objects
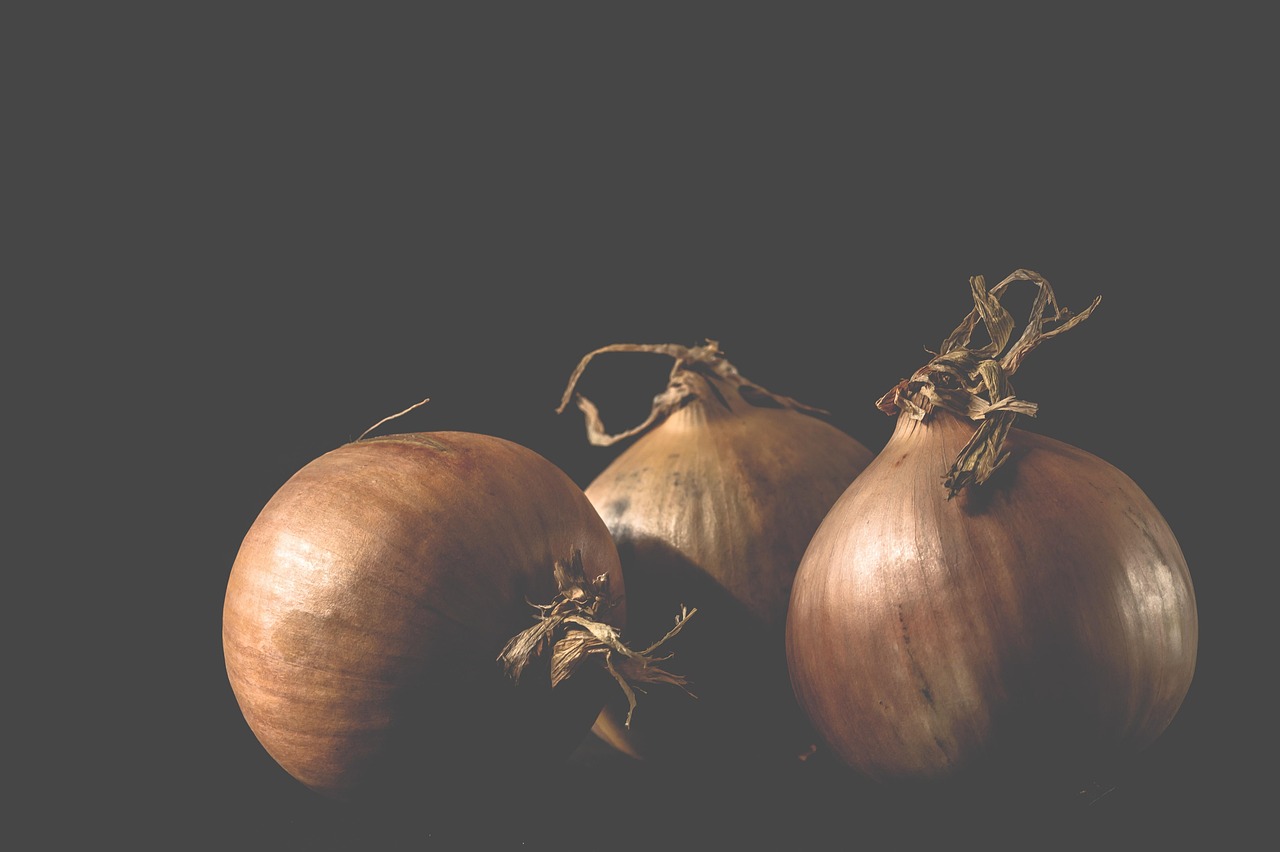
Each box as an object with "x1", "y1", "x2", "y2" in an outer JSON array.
[{"x1": 17, "y1": 7, "x2": 1268, "y2": 851}]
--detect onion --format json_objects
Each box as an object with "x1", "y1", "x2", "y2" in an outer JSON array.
[
  {"x1": 223, "y1": 409, "x2": 689, "y2": 810},
  {"x1": 785, "y1": 271, "x2": 1198, "y2": 792},
  {"x1": 557, "y1": 341, "x2": 875, "y2": 766}
]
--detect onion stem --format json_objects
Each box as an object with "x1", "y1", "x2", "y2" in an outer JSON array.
[
  {"x1": 875, "y1": 270, "x2": 1101, "y2": 497},
  {"x1": 355, "y1": 397, "x2": 431, "y2": 442}
]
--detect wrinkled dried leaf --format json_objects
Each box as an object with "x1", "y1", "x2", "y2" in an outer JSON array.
[
  {"x1": 878, "y1": 269, "x2": 1099, "y2": 497},
  {"x1": 498, "y1": 551, "x2": 696, "y2": 726}
]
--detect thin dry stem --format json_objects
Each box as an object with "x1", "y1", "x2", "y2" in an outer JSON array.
[
  {"x1": 557, "y1": 339, "x2": 829, "y2": 447},
  {"x1": 356, "y1": 397, "x2": 431, "y2": 442}
]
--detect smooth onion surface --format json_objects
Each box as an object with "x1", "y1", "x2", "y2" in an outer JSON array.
[
  {"x1": 562, "y1": 342, "x2": 875, "y2": 766},
  {"x1": 223, "y1": 431, "x2": 624, "y2": 805}
]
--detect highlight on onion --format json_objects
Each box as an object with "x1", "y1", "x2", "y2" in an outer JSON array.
[
  {"x1": 557, "y1": 341, "x2": 876, "y2": 767},
  {"x1": 785, "y1": 270, "x2": 1198, "y2": 793},
  {"x1": 222, "y1": 402, "x2": 690, "y2": 810}
]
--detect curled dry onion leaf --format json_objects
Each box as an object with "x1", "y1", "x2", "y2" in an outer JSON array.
[
  {"x1": 559, "y1": 340, "x2": 875, "y2": 766},
  {"x1": 498, "y1": 550, "x2": 696, "y2": 727},
  {"x1": 874, "y1": 269, "x2": 1100, "y2": 497},
  {"x1": 786, "y1": 270, "x2": 1198, "y2": 793}
]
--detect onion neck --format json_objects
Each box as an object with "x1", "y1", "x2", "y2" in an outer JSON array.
[{"x1": 888, "y1": 403, "x2": 973, "y2": 446}]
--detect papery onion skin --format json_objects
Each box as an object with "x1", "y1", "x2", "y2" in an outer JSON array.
[
  {"x1": 562, "y1": 342, "x2": 875, "y2": 766},
  {"x1": 785, "y1": 273, "x2": 1198, "y2": 787},
  {"x1": 222, "y1": 431, "x2": 625, "y2": 805}
]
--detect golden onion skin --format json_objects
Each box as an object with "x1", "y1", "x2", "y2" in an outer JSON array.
[
  {"x1": 222, "y1": 431, "x2": 624, "y2": 806},
  {"x1": 579, "y1": 357, "x2": 875, "y2": 767},
  {"x1": 786, "y1": 403, "x2": 1199, "y2": 786}
]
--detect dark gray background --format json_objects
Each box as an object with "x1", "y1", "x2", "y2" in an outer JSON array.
[{"x1": 18, "y1": 6, "x2": 1268, "y2": 849}]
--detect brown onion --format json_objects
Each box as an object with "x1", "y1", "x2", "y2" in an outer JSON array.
[
  {"x1": 785, "y1": 271, "x2": 1198, "y2": 791},
  {"x1": 558, "y1": 341, "x2": 875, "y2": 766},
  {"x1": 223, "y1": 419, "x2": 660, "y2": 809}
]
